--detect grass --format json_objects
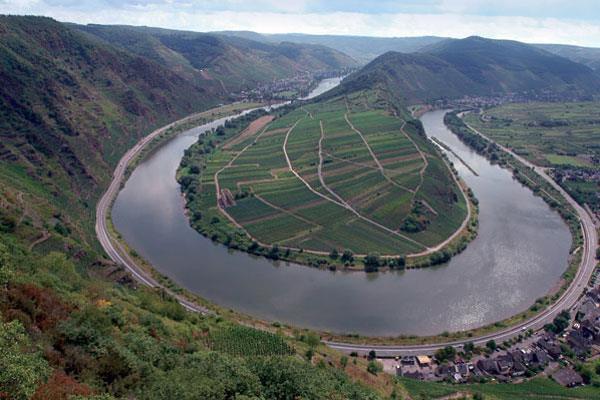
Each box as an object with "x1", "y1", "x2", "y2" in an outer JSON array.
[
  {"x1": 464, "y1": 102, "x2": 600, "y2": 169},
  {"x1": 464, "y1": 101, "x2": 599, "y2": 218},
  {"x1": 179, "y1": 90, "x2": 470, "y2": 269},
  {"x1": 400, "y1": 376, "x2": 600, "y2": 399}
]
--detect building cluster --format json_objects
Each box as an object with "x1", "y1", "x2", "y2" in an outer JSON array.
[
  {"x1": 233, "y1": 69, "x2": 353, "y2": 101},
  {"x1": 387, "y1": 284, "x2": 600, "y2": 388}
]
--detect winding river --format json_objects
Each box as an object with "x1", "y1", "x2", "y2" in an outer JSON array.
[{"x1": 112, "y1": 83, "x2": 571, "y2": 336}]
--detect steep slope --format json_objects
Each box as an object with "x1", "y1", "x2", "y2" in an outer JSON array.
[
  {"x1": 535, "y1": 43, "x2": 600, "y2": 71},
  {"x1": 75, "y1": 25, "x2": 358, "y2": 92},
  {"x1": 334, "y1": 36, "x2": 600, "y2": 103},
  {"x1": 0, "y1": 16, "x2": 402, "y2": 399},
  {"x1": 216, "y1": 30, "x2": 446, "y2": 63},
  {"x1": 0, "y1": 16, "x2": 222, "y2": 202}
]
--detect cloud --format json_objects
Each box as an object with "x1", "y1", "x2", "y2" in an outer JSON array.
[{"x1": 1, "y1": 1, "x2": 599, "y2": 47}]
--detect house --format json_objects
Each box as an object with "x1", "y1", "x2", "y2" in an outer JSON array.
[
  {"x1": 567, "y1": 330, "x2": 592, "y2": 358},
  {"x1": 436, "y1": 364, "x2": 455, "y2": 378},
  {"x1": 587, "y1": 286, "x2": 600, "y2": 303},
  {"x1": 537, "y1": 338, "x2": 561, "y2": 359},
  {"x1": 416, "y1": 355, "x2": 432, "y2": 368},
  {"x1": 400, "y1": 356, "x2": 416, "y2": 365},
  {"x1": 510, "y1": 350, "x2": 524, "y2": 365},
  {"x1": 552, "y1": 368, "x2": 583, "y2": 387},
  {"x1": 496, "y1": 354, "x2": 513, "y2": 374},
  {"x1": 577, "y1": 298, "x2": 597, "y2": 319},
  {"x1": 511, "y1": 361, "x2": 526, "y2": 377},
  {"x1": 533, "y1": 350, "x2": 549, "y2": 366},
  {"x1": 403, "y1": 370, "x2": 424, "y2": 380},
  {"x1": 477, "y1": 359, "x2": 500, "y2": 375},
  {"x1": 456, "y1": 363, "x2": 469, "y2": 377}
]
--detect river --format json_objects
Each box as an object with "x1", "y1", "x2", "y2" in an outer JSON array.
[{"x1": 112, "y1": 93, "x2": 571, "y2": 336}]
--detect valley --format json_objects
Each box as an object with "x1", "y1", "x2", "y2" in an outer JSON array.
[{"x1": 1, "y1": 9, "x2": 600, "y2": 400}]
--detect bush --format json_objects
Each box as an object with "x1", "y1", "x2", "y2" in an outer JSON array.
[{"x1": 367, "y1": 360, "x2": 382, "y2": 375}]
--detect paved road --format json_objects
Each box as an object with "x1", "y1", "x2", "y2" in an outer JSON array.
[
  {"x1": 325, "y1": 114, "x2": 598, "y2": 357},
  {"x1": 95, "y1": 114, "x2": 213, "y2": 315}
]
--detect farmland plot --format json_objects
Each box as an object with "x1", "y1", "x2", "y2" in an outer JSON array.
[{"x1": 183, "y1": 92, "x2": 468, "y2": 258}]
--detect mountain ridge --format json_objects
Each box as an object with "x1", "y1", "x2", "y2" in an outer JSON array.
[{"x1": 330, "y1": 36, "x2": 600, "y2": 103}]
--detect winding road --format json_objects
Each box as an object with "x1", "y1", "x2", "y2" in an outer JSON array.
[
  {"x1": 324, "y1": 113, "x2": 598, "y2": 356},
  {"x1": 95, "y1": 113, "x2": 214, "y2": 315}
]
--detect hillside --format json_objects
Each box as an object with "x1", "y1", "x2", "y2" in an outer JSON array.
[
  {"x1": 0, "y1": 15, "x2": 398, "y2": 400},
  {"x1": 333, "y1": 36, "x2": 600, "y2": 103},
  {"x1": 75, "y1": 24, "x2": 358, "y2": 92},
  {"x1": 535, "y1": 43, "x2": 600, "y2": 71},
  {"x1": 215, "y1": 31, "x2": 446, "y2": 63}
]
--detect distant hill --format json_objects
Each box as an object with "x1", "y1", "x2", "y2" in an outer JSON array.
[
  {"x1": 214, "y1": 31, "x2": 446, "y2": 64},
  {"x1": 333, "y1": 36, "x2": 600, "y2": 103},
  {"x1": 535, "y1": 43, "x2": 600, "y2": 71},
  {"x1": 216, "y1": 31, "x2": 600, "y2": 71},
  {"x1": 75, "y1": 25, "x2": 358, "y2": 92}
]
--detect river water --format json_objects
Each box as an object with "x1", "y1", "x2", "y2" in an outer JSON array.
[{"x1": 112, "y1": 91, "x2": 571, "y2": 336}]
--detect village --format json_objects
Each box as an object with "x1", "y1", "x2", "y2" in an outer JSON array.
[
  {"x1": 374, "y1": 281, "x2": 600, "y2": 388},
  {"x1": 232, "y1": 68, "x2": 354, "y2": 101}
]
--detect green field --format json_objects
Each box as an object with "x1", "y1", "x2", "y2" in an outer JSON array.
[
  {"x1": 465, "y1": 102, "x2": 599, "y2": 216},
  {"x1": 464, "y1": 102, "x2": 599, "y2": 168},
  {"x1": 400, "y1": 376, "x2": 600, "y2": 400},
  {"x1": 180, "y1": 91, "x2": 468, "y2": 265}
]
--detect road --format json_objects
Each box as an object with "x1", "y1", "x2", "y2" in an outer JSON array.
[
  {"x1": 325, "y1": 114, "x2": 598, "y2": 357},
  {"x1": 95, "y1": 113, "x2": 214, "y2": 315}
]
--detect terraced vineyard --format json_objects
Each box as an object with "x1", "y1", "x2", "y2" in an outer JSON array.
[
  {"x1": 180, "y1": 91, "x2": 469, "y2": 265},
  {"x1": 210, "y1": 326, "x2": 295, "y2": 357}
]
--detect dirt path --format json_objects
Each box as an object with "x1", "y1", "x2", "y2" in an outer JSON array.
[
  {"x1": 283, "y1": 116, "x2": 426, "y2": 249},
  {"x1": 343, "y1": 102, "x2": 415, "y2": 194},
  {"x1": 223, "y1": 115, "x2": 274, "y2": 149},
  {"x1": 399, "y1": 121, "x2": 429, "y2": 200},
  {"x1": 324, "y1": 152, "x2": 379, "y2": 170},
  {"x1": 29, "y1": 230, "x2": 50, "y2": 251},
  {"x1": 317, "y1": 120, "x2": 352, "y2": 206},
  {"x1": 254, "y1": 194, "x2": 321, "y2": 228},
  {"x1": 215, "y1": 121, "x2": 272, "y2": 206}
]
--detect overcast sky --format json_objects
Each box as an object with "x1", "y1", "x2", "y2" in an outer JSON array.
[{"x1": 2, "y1": 0, "x2": 600, "y2": 47}]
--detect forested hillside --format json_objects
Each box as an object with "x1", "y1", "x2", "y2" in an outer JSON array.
[
  {"x1": 0, "y1": 15, "x2": 397, "y2": 399},
  {"x1": 75, "y1": 24, "x2": 357, "y2": 93},
  {"x1": 333, "y1": 36, "x2": 600, "y2": 103}
]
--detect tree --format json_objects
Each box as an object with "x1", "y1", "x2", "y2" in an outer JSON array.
[
  {"x1": 32, "y1": 371, "x2": 93, "y2": 400},
  {"x1": 367, "y1": 350, "x2": 377, "y2": 360},
  {"x1": 435, "y1": 346, "x2": 456, "y2": 363},
  {"x1": 329, "y1": 248, "x2": 339, "y2": 260},
  {"x1": 267, "y1": 245, "x2": 280, "y2": 260},
  {"x1": 363, "y1": 253, "x2": 380, "y2": 272},
  {"x1": 341, "y1": 249, "x2": 354, "y2": 264},
  {"x1": 367, "y1": 360, "x2": 382, "y2": 375},
  {"x1": 463, "y1": 341, "x2": 475, "y2": 353},
  {"x1": 305, "y1": 332, "x2": 320, "y2": 349},
  {"x1": 0, "y1": 320, "x2": 49, "y2": 400},
  {"x1": 485, "y1": 340, "x2": 497, "y2": 352},
  {"x1": 546, "y1": 310, "x2": 570, "y2": 334},
  {"x1": 340, "y1": 356, "x2": 348, "y2": 369}
]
